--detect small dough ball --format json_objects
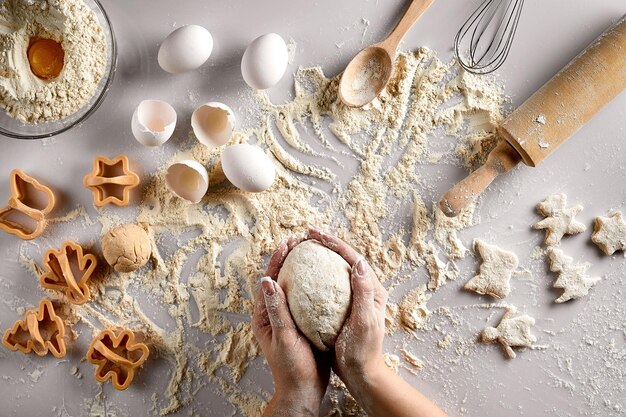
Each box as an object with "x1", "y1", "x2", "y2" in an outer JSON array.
[
  {"x1": 277, "y1": 240, "x2": 351, "y2": 351},
  {"x1": 102, "y1": 224, "x2": 151, "y2": 273}
]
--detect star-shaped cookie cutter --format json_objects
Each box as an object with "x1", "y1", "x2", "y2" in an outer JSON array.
[
  {"x1": 86, "y1": 329, "x2": 149, "y2": 390},
  {"x1": 2, "y1": 299, "x2": 66, "y2": 358},
  {"x1": 39, "y1": 241, "x2": 98, "y2": 305},
  {"x1": 0, "y1": 169, "x2": 55, "y2": 240},
  {"x1": 83, "y1": 155, "x2": 140, "y2": 207}
]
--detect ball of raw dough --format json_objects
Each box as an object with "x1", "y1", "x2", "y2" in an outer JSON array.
[
  {"x1": 102, "y1": 224, "x2": 151, "y2": 273},
  {"x1": 277, "y1": 240, "x2": 352, "y2": 351}
]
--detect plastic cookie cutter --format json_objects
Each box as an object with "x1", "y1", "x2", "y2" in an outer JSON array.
[
  {"x1": 83, "y1": 155, "x2": 140, "y2": 207},
  {"x1": 2, "y1": 299, "x2": 66, "y2": 358},
  {"x1": 86, "y1": 329, "x2": 149, "y2": 390},
  {"x1": 39, "y1": 241, "x2": 98, "y2": 305},
  {"x1": 0, "y1": 169, "x2": 55, "y2": 240}
]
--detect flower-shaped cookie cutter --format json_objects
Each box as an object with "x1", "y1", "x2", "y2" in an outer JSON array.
[
  {"x1": 83, "y1": 155, "x2": 140, "y2": 207},
  {"x1": 39, "y1": 241, "x2": 98, "y2": 305},
  {"x1": 0, "y1": 169, "x2": 55, "y2": 240},
  {"x1": 2, "y1": 299, "x2": 66, "y2": 358},
  {"x1": 86, "y1": 329, "x2": 149, "y2": 390}
]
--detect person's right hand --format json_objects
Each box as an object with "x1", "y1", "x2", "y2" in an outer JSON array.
[{"x1": 308, "y1": 227, "x2": 388, "y2": 391}]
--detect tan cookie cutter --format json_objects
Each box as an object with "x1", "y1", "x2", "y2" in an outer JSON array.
[
  {"x1": 83, "y1": 155, "x2": 140, "y2": 207},
  {"x1": 0, "y1": 169, "x2": 55, "y2": 240},
  {"x1": 39, "y1": 241, "x2": 98, "y2": 305},
  {"x1": 2, "y1": 299, "x2": 66, "y2": 358},
  {"x1": 86, "y1": 328, "x2": 149, "y2": 390}
]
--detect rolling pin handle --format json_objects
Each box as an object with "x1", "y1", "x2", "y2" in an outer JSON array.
[{"x1": 439, "y1": 141, "x2": 522, "y2": 217}]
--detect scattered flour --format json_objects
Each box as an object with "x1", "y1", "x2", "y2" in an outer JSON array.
[{"x1": 8, "y1": 47, "x2": 512, "y2": 415}]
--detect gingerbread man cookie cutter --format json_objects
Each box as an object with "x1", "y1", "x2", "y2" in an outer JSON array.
[
  {"x1": 2, "y1": 299, "x2": 66, "y2": 358},
  {"x1": 83, "y1": 155, "x2": 140, "y2": 207},
  {"x1": 40, "y1": 241, "x2": 98, "y2": 305},
  {"x1": 86, "y1": 329, "x2": 149, "y2": 390},
  {"x1": 0, "y1": 169, "x2": 55, "y2": 240}
]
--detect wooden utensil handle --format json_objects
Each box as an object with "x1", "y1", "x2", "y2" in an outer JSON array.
[
  {"x1": 439, "y1": 141, "x2": 522, "y2": 217},
  {"x1": 381, "y1": 0, "x2": 435, "y2": 52},
  {"x1": 499, "y1": 15, "x2": 626, "y2": 167}
]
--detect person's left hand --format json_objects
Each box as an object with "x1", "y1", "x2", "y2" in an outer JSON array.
[{"x1": 252, "y1": 238, "x2": 331, "y2": 417}]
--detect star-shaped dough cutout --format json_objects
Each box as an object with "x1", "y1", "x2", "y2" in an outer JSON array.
[
  {"x1": 591, "y1": 211, "x2": 626, "y2": 255},
  {"x1": 83, "y1": 155, "x2": 140, "y2": 207},
  {"x1": 481, "y1": 307, "x2": 536, "y2": 359},
  {"x1": 533, "y1": 194, "x2": 586, "y2": 246},
  {"x1": 464, "y1": 239, "x2": 519, "y2": 299},
  {"x1": 547, "y1": 248, "x2": 600, "y2": 303}
]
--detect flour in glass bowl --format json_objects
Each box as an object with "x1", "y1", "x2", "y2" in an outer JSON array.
[{"x1": 0, "y1": 0, "x2": 106, "y2": 123}]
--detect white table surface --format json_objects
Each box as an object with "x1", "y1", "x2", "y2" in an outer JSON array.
[{"x1": 1, "y1": 0, "x2": 625, "y2": 416}]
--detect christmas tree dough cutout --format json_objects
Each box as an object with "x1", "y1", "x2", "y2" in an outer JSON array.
[
  {"x1": 464, "y1": 239, "x2": 519, "y2": 299},
  {"x1": 547, "y1": 248, "x2": 600, "y2": 303},
  {"x1": 481, "y1": 307, "x2": 537, "y2": 359},
  {"x1": 592, "y1": 211, "x2": 626, "y2": 255},
  {"x1": 533, "y1": 193, "x2": 586, "y2": 246}
]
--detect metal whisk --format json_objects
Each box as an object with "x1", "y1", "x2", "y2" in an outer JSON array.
[{"x1": 454, "y1": 0, "x2": 525, "y2": 74}]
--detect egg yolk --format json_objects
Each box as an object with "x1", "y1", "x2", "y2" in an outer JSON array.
[{"x1": 27, "y1": 38, "x2": 65, "y2": 80}]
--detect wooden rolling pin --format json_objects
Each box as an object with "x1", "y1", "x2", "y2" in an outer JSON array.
[{"x1": 439, "y1": 15, "x2": 626, "y2": 218}]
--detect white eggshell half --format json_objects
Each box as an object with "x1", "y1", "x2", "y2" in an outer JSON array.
[
  {"x1": 158, "y1": 25, "x2": 213, "y2": 74},
  {"x1": 241, "y1": 33, "x2": 288, "y2": 90},
  {"x1": 165, "y1": 160, "x2": 209, "y2": 204},
  {"x1": 221, "y1": 144, "x2": 276, "y2": 193},
  {"x1": 191, "y1": 102, "x2": 235, "y2": 148},
  {"x1": 131, "y1": 100, "x2": 177, "y2": 147}
]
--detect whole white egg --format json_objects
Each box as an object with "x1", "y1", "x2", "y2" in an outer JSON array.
[
  {"x1": 158, "y1": 25, "x2": 213, "y2": 73},
  {"x1": 241, "y1": 33, "x2": 288, "y2": 90},
  {"x1": 221, "y1": 144, "x2": 276, "y2": 192}
]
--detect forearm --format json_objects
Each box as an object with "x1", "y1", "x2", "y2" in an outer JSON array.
[
  {"x1": 345, "y1": 362, "x2": 449, "y2": 417},
  {"x1": 262, "y1": 389, "x2": 321, "y2": 417}
]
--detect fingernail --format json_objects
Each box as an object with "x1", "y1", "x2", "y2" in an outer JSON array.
[
  {"x1": 260, "y1": 276, "x2": 276, "y2": 296},
  {"x1": 353, "y1": 256, "x2": 367, "y2": 278}
]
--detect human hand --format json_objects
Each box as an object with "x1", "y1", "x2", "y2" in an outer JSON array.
[
  {"x1": 308, "y1": 227, "x2": 389, "y2": 394},
  {"x1": 252, "y1": 239, "x2": 331, "y2": 417}
]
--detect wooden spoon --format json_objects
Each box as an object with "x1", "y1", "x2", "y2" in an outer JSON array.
[{"x1": 338, "y1": 0, "x2": 435, "y2": 108}]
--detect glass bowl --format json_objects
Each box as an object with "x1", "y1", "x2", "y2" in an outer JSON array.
[{"x1": 0, "y1": 0, "x2": 117, "y2": 140}]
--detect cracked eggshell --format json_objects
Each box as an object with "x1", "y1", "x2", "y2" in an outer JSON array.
[
  {"x1": 191, "y1": 102, "x2": 235, "y2": 148},
  {"x1": 241, "y1": 33, "x2": 288, "y2": 90},
  {"x1": 131, "y1": 100, "x2": 177, "y2": 147},
  {"x1": 221, "y1": 144, "x2": 276, "y2": 193},
  {"x1": 165, "y1": 160, "x2": 209, "y2": 204},
  {"x1": 158, "y1": 25, "x2": 213, "y2": 73}
]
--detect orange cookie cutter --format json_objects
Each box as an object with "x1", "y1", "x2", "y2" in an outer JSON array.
[
  {"x1": 2, "y1": 299, "x2": 66, "y2": 358},
  {"x1": 83, "y1": 155, "x2": 140, "y2": 207},
  {"x1": 86, "y1": 328, "x2": 149, "y2": 390},
  {"x1": 39, "y1": 241, "x2": 97, "y2": 305},
  {"x1": 0, "y1": 169, "x2": 55, "y2": 240}
]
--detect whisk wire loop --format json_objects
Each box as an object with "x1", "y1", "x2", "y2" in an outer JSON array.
[{"x1": 454, "y1": 0, "x2": 524, "y2": 74}]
